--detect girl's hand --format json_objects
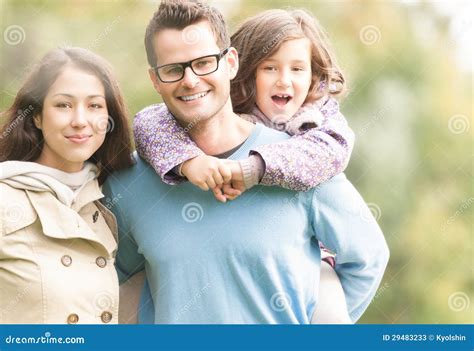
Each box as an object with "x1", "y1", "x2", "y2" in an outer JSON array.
[
  {"x1": 181, "y1": 156, "x2": 246, "y2": 202},
  {"x1": 212, "y1": 184, "x2": 241, "y2": 202},
  {"x1": 181, "y1": 155, "x2": 232, "y2": 191},
  {"x1": 222, "y1": 160, "x2": 246, "y2": 194}
]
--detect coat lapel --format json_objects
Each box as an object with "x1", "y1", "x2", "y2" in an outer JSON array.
[{"x1": 25, "y1": 182, "x2": 117, "y2": 255}]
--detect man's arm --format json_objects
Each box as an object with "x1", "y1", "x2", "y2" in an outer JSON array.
[
  {"x1": 310, "y1": 174, "x2": 389, "y2": 322},
  {"x1": 102, "y1": 178, "x2": 145, "y2": 283}
]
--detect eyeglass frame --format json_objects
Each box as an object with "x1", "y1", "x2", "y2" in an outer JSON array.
[{"x1": 151, "y1": 47, "x2": 230, "y2": 83}]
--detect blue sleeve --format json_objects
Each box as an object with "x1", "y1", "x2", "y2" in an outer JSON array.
[
  {"x1": 102, "y1": 178, "x2": 145, "y2": 284},
  {"x1": 310, "y1": 174, "x2": 390, "y2": 322},
  {"x1": 138, "y1": 278, "x2": 155, "y2": 324}
]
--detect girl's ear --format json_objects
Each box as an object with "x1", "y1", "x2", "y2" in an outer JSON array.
[
  {"x1": 226, "y1": 47, "x2": 239, "y2": 80},
  {"x1": 33, "y1": 114, "x2": 42, "y2": 129}
]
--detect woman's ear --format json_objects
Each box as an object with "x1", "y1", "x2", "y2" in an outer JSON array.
[
  {"x1": 226, "y1": 47, "x2": 239, "y2": 80},
  {"x1": 33, "y1": 114, "x2": 42, "y2": 129}
]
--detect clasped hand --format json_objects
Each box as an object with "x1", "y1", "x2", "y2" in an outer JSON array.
[{"x1": 180, "y1": 155, "x2": 246, "y2": 202}]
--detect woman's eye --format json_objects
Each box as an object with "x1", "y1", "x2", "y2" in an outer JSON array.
[
  {"x1": 55, "y1": 102, "x2": 71, "y2": 108},
  {"x1": 263, "y1": 66, "x2": 277, "y2": 71},
  {"x1": 90, "y1": 103, "x2": 103, "y2": 109},
  {"x1": 292, "y1": 67, "x2": 304, "y2": 72}
]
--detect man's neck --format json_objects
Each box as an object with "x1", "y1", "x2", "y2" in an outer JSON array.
[{"x1": 188, "y1": 107, "x2": 254, "y2": 156}]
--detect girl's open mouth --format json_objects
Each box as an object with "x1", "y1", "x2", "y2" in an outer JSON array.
[{"x1": 271, "y1": 94, "x2": 292, "y2": 107}]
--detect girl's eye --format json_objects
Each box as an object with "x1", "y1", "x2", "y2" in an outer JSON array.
[
  {"x1": 90, "y1": 103, "x2": 103, "y2": 109},
  {"x1": 263, "y1": 66, "x2": 277, "y2": 71},
  {"x1": 292, "y1": 67, "x2": 305, "y2": 72}
]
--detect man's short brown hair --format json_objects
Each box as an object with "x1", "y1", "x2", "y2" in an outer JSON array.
[{"x1": 145, "y1": 0, "x2": 230, "y2": 67}]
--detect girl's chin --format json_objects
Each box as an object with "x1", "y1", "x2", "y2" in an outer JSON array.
[{"x1": 266, "y1": 108, "x2": 294, "y2": 119}]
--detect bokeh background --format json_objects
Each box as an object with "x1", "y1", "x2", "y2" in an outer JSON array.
[{"x1": 1, "y1": 0, "x2": 472, "y2": 324}]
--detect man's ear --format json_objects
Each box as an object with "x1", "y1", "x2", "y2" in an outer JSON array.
[
  {"x1": 226, "y1": 47, "x2": 239, "y2": 80},
  {"x1": 148, "y1": 68, "x2": 161, "y2": 94},
  {"x1": 33, "y1": 114, "x2": 42, "y2": 130}
]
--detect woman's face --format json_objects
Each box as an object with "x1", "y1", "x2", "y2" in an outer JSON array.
[
  {"x1": 34, "y1": 66, "x2": 109, "y2": 172},
  {"x1": 254, "y1": 38, "x2": 312, "y2": 123}
]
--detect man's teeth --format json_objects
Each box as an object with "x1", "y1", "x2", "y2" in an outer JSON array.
[{"x1": 180, "y1": 91, "x2": 208, "y2": 101}]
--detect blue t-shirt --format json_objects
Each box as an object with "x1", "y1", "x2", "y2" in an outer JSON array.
[{"x1": 103, "y1": 123, "x2": 389, "y2": 323}]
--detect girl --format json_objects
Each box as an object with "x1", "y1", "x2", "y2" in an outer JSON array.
[
  {"x1": 134, "y1": 9, "x2": 353, "y2": 323},
  {"x1": 0, "y1": 47, "x2": 134, "y2": 324}
]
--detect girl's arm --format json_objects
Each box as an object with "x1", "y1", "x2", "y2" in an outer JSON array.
[
  {"x1": 248, "y1": 97, "x2": 355, "y2": 191},
  {"x1": 133, "y1": 98, "x2": 354, "y2": 193},
  {"x1": 133, "y1": 103, "x2": 204, "y2": 185}
]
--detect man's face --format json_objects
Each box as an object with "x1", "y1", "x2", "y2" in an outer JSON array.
[{"x1": 149, "y1": 21, "x2": 238, "y2": 127}]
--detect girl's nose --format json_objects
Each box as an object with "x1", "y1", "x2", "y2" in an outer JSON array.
[{"x1": 276, "y1": 70, "x2": 291, "y2": 88}]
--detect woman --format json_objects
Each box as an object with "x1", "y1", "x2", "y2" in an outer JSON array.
[{"x1": 0, "y1": 47, "x2": 134, "y2": 324}]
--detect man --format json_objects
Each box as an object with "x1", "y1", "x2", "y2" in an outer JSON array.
[{"x1": 103, "y1": 0, "x2": 389, "y2": 324}]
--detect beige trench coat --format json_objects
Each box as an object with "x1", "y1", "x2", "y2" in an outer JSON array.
[{"x1": 0, "y1": 180, "x2": 119, "y2": 324}]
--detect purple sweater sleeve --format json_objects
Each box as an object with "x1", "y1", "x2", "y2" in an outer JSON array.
[
  {"x1": 251, "y1": 97, "x2": 355, "y2": 191},
  {"x1": 133, "y1": 103, "x2": 203, "y2": 184},
  {"x1": 133, "y1": 98, "x2": 354, "y2": 191}
]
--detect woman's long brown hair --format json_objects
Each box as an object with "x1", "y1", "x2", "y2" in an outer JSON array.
[{"x1": 0, "y1": 47, "x2": 134, "y2": 184}]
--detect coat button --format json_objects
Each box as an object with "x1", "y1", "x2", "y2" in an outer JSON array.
[
  {"x1": 101, "y1": 311, "x2": 112, "y2": 323},
  {"x1": 96, "y1": 256, "x2": 107, "y2": 268},
  {"x1": 67, "y1": 313, "x2": 79, "y2": 324},
  {"x1": 93, "y1": 211, "x2": 99, "y2": 223},
  {"x1": 61, "y1": 255, "x2": 72, "y2": 267}
]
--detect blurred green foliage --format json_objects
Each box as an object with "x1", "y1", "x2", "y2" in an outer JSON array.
[{"x1": 1, "y1": 0, "x2": 472, "y2": 323}]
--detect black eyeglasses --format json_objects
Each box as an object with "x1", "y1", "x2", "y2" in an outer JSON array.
[{"x1": 152, "y1": 48, "x2": 230, "y2": 83}]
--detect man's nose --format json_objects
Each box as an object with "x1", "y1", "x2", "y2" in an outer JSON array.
[{"x1": 181, "y1": 67, "x2": 200, "y2": 88}]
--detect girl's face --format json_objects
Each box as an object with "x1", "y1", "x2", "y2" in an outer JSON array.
[
  {"x1": 255, "y1": 38, "x2": 312, "y2": 121},
  {"x1": 34, "y1": 66, "x2": 109, "y2": 173}
]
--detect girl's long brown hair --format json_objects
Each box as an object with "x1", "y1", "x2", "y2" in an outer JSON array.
[
  {"x1": 0, "y1": 47, "x2": 134, "y2": 184},
  {"x1": 230, "y1": 9, "x2": 346, "y2": 114}
]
